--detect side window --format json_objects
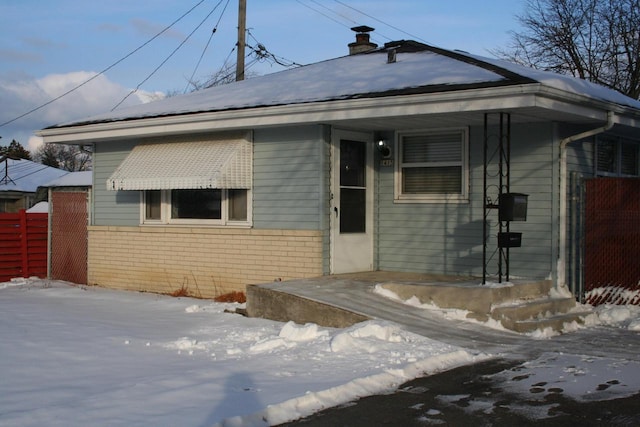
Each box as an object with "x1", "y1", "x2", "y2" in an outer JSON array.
[
  {"x1": 144, "y1": 190, "x2": 162, "y2": 221},
  {"x1": 596, "y1": 138, "x2": 617, "y2": 174},
  {"x1": 596, "y1": 136, "x2": 639, "y2": 177},
  {"x1": 171, "y1": 189, "x2": 221, "y2": 220},
  {"x1": 142, "y1": 189, "x2": 250, "y2": 225},
  {"x1": 621, "y1": 141, "x2": 639, "y2": 176},
  {"x1": 228, "y1": 189, "x2": 248, "y2": 222}
]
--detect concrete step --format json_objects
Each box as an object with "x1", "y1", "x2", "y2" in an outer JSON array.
[
  {"x1": 504, "y1": 311, "x2": 592, "y2": 334},
  {"x1": 490, "y1": 296, "x2": 588, "y2": 333},
  {"x1": 380, "y1": 280, "x2": 554, "y2": 315},
  {"x1": 491, "y1": 297, "x2": 577, "y2": 323},
  {"x1": 488, "y1": 280, "x2": 554, "y2": 305}
]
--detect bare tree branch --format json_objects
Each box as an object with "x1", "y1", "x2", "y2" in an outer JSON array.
[{"x1": 493, "y1": 0, "x2": 640, "y2": 99}]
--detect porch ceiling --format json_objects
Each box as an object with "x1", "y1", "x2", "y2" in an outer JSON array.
[{"x1": 322, "y1": 106, "x2": 604, "y2": 131}]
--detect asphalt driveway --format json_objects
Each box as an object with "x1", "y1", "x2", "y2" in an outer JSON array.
[{"x1": 281, "y1": 357, "x2": 640, "y2": 426}]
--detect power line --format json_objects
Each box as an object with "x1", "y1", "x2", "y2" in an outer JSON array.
[
  {"x1": 296, "y1": 0, "x2": 391, "y2": 46},
  {"x1": 246, "y1": 29, "x2": 303, "y2": 68},
  {"x1": 296, "y1": 0, "x2": 349, "y2": 29},
  {"x1": 184, "y1": 0, "x2": 232, "y2": 93},
  {"x1": 0, "y1": 0, "x2": 207, "y2": 129},
  {"x1": 333, "y1": 0, "x2": 429, "y2": 44},
  {"x1": 113, "y1": 0, "x2": 226, "y2": 110},
  {"x1": 309, "y1": 0, "x2": 358, "y2": 26}
]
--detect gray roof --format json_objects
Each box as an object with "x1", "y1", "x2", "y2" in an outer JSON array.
[{"x1": 48, "y1": 41, "x2": 640, "y2": 130}]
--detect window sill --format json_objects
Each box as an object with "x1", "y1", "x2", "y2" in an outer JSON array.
[
  {"x1": 394, "y1": 195, "x2": 469, "y2": 204},
  {"x1": 140, "y1": 222, "x2": 252, "y2": 228}
]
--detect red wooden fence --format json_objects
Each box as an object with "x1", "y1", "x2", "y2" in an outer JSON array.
[{"x1": 0, "y1": 210, "x2": 48, "y2": 282}]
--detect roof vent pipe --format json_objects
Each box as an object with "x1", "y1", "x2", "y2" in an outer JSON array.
[
  {"x1": 387, "y1": 49, "x2": 397, "y2": 64},
  {"x1": 349, "y1": 26, "x2": 378, "y2": 55}
]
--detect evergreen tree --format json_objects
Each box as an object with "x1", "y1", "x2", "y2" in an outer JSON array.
[{"x1": 0, "y1": 140, "x2": 32, "y2": 160}]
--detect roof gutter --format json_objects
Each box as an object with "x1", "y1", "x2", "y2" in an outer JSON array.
[{"x1": 557, "y1": 110, "x2": 615, "y2": 290}]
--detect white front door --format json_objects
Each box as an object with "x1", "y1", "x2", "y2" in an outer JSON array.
[{"x1": 330, "y1": 129, "x2": 374, "y2": 274}]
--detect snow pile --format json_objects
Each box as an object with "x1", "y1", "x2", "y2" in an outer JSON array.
[
  {"x1": 0, "y1": 279, "x2": 483, "y2": 427},
  {"x1": 585, "y1": 304, "x2": 640, "y2": 331},
  {"x1": 0, "y1": 276, "x2": 35, "y2": 289},
  {"x1": 26, "y1": 201, "x2": 48, "y2": 213}
]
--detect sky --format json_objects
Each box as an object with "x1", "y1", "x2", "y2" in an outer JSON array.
[
  {"x1": 0, "y1": 0, "x2": 525, "y2": 153},
  {"x1": 1, "y1": 277, "x2": 639, "y2": 426}
]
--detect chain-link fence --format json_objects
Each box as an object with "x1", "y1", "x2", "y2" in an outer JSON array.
[
  {"x1": 51, "y1": 191, "x2": 88, "y2": 285},
  {"x1": 584, "y1": 178, "x2": 640, "y2": 305}
]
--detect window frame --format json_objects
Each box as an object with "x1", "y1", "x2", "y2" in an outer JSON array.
[
  {"x1": 140, "y1": 188, "x2": 252, "y2": 227},
  {"x1": 394, "y1": 127, "x2": 469, "y2": 203}
]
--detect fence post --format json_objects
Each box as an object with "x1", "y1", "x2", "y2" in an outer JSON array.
[{"x1": 19, "y1": 209, "x2": 28, "y2": 277}]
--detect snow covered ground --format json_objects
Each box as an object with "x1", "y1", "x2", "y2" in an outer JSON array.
[{"x1": 1, "y1": 278, "x2": 639, "y2": 426}]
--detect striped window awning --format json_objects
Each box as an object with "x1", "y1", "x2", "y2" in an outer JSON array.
[{"x1": 106, "y1": 137, "x2": 252, "y2": 191}]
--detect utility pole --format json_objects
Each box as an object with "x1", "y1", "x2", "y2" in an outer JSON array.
[{"x1": 236, "y1": 0, "x2": 246, "y2": 81}]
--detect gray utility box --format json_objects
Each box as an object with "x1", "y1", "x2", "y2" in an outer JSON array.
[{"x1": 499, "y1": 193, "x2": 528, "y2": 222}]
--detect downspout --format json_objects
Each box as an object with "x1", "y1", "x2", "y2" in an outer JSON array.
[
  {"x1": 47, "y1": 187, "x2": 53, "y2": 279},
  {"x1": 557, "y1": 110, "x2": 615, "y2": 288}
]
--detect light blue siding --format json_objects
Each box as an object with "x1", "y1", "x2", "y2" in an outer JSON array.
[
  {"x1": 92, "y1": 126, "x2": 330, "y2": 232},
  {"x1": 376, "y1": 122, "x2": 557, "y2": 280},
  {"x1": 253, "y1": 125, "x2": 329, "y2": 231},
  {"x1": 93, "y1": 140, "x2": 139, "y2": 226}
]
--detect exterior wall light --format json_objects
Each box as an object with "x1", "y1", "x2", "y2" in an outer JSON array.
[{"x1": 377, "y1": 139, "x2": 391, "y2": 158}]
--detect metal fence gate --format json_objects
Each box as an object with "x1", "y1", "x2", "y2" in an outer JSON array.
[
  {"x1": 584, "y1": 178, "x2": 640, "y2": 305},
  {"x1": 51, "y1": 191, "x2": 88, "y2": 285}
]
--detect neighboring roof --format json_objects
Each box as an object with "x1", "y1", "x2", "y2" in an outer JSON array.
[
  {"x1": 0, "y1": 158, "x2": 68, "y2": 193},
  {"x1": 44, "y1": 171, "x2": 92, "y2": 187},
  {"x1": 46, "y1": 41, "x2": 640, "y2": 131}
]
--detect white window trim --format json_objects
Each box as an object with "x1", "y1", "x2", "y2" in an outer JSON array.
[
  {"x1": 394, "y1": 127, "x2": 469, "y2": 203},
  {"x1": 140, "y1": 189, "x2": 252, "y2": 227}
]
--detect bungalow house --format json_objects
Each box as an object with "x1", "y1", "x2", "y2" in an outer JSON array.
[{"x1": 37, "y1": 31, "x2": 640, "y2": 299}]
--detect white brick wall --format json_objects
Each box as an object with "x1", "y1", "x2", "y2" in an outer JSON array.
[{"x1": 88, "y1": 226, "x2": 323, "y2": 298}]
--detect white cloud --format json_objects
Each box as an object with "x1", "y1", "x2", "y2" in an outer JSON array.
[
  {"x1": 27, "y1": 135, "x2": 44, "y2": 153},
  {"x1": 0, "y1": 71, "x2": 164, "y2": 148}
]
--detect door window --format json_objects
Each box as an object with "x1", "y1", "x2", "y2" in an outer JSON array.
[{"x1": 340, "y1": 140, "x2": 366, "y2": 233}]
